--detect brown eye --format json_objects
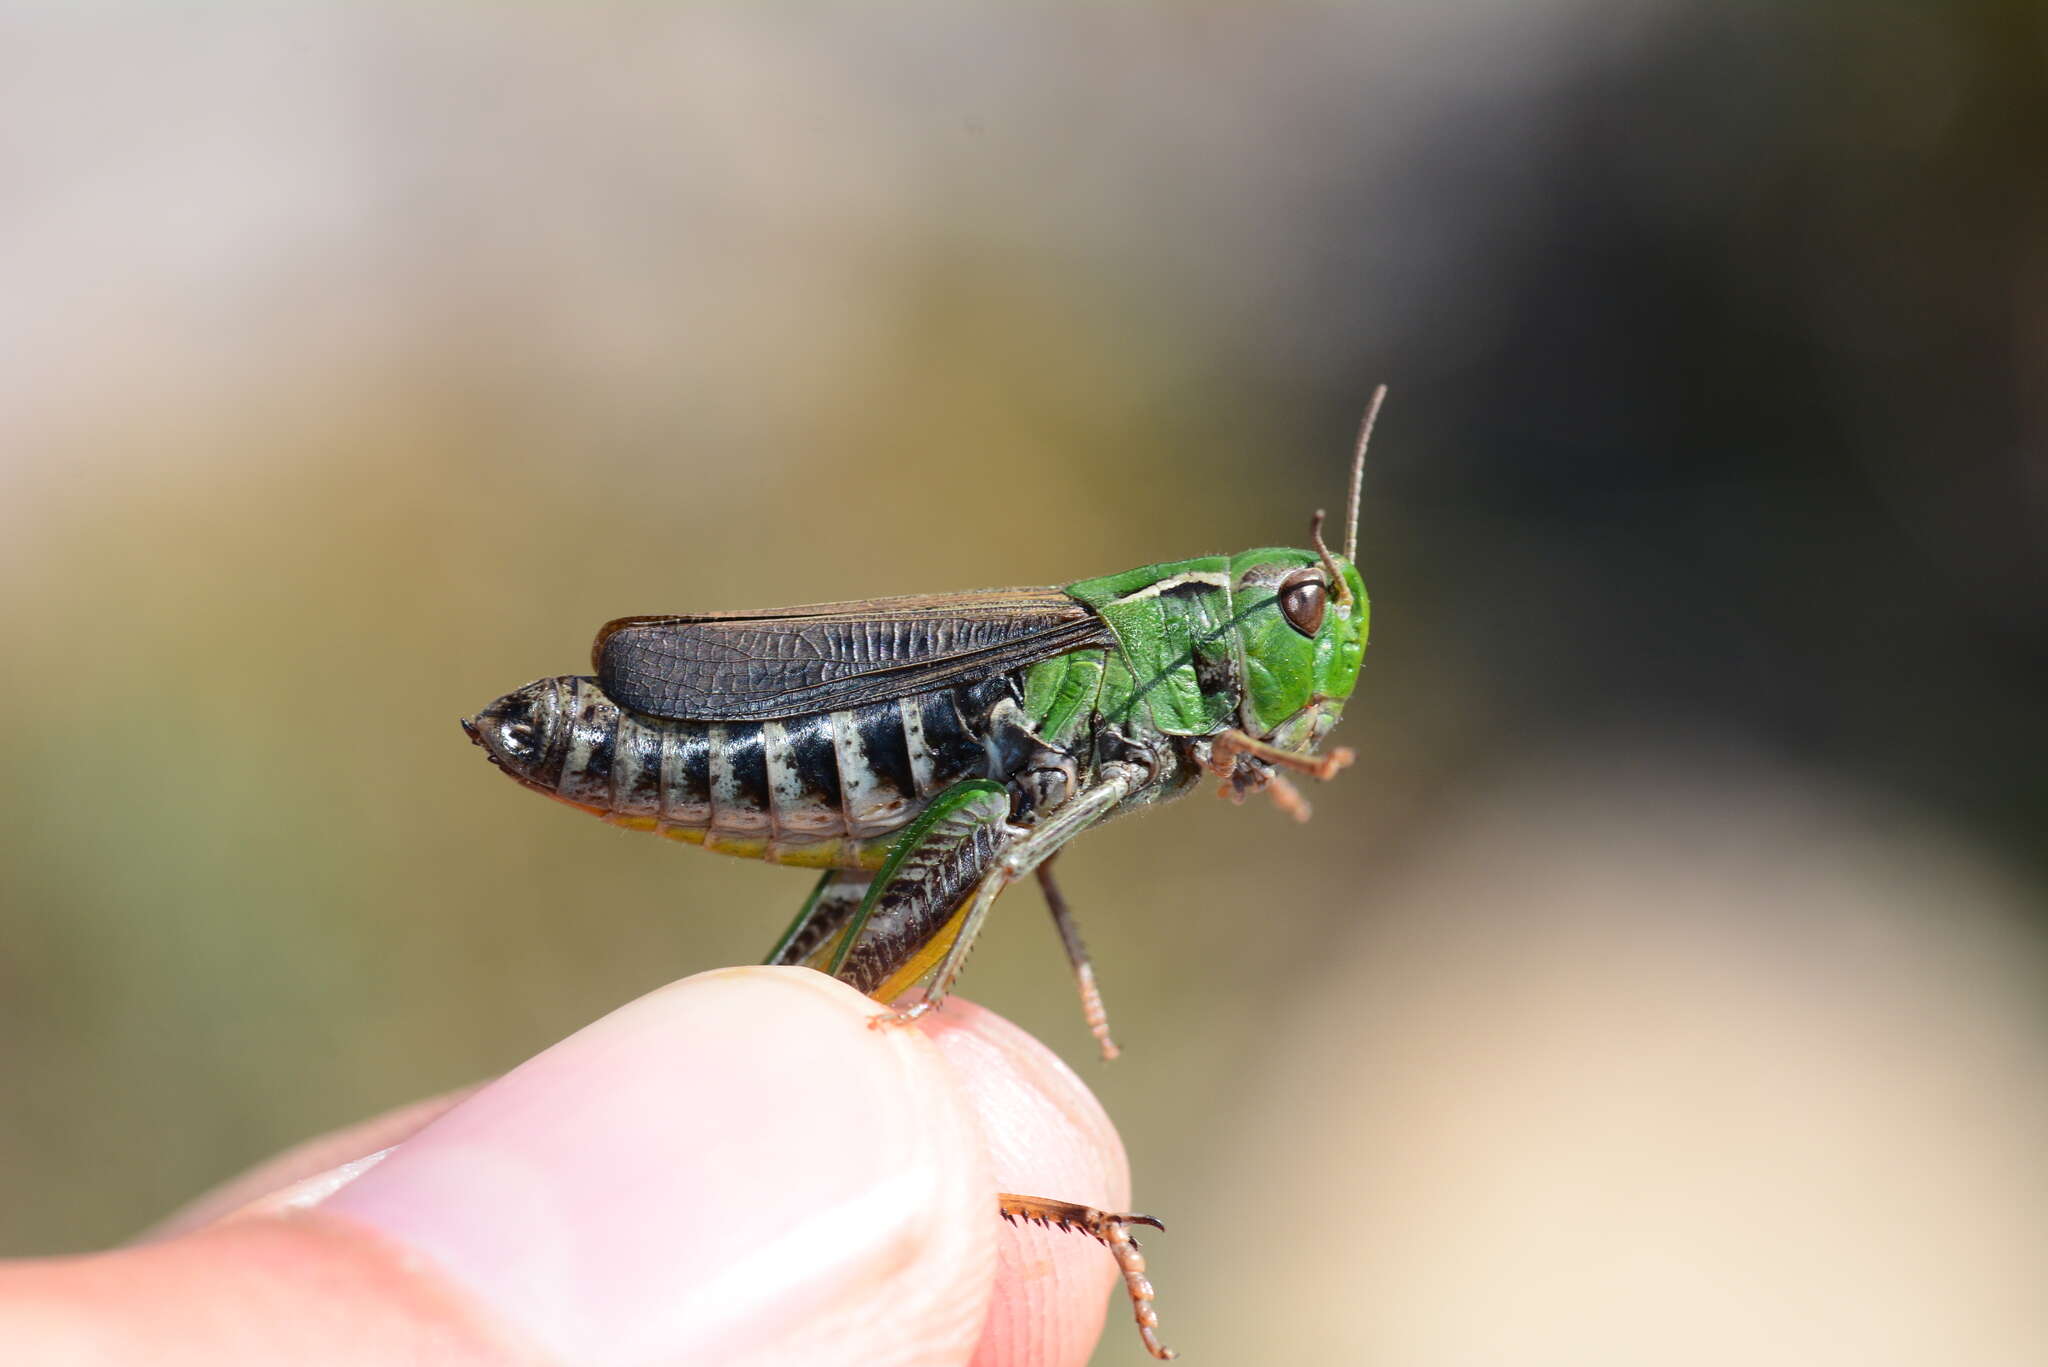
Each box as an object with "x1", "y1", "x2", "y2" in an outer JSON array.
[{"x1": 1277, "y1": 569, "x2": 1327, "y2": 637}]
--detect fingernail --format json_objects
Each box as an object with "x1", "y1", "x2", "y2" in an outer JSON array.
[{"x1": 322, "y1": 967, "x2": 981, "y2": 1365}]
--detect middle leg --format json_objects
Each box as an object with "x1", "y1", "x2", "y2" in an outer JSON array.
[{"x1": 1037, "y1": 856, "x2": 1120, "y2": 1061}]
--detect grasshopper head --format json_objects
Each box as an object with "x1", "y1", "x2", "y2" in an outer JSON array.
[
  {"x1": 1231, "y1": 384, "x2": 1384, "y2": 754},
  {"x1": 1229, "y1": 541, "x2": 1369, "y2": 751}
]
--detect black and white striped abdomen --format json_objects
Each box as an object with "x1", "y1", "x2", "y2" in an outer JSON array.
[{"x1": 541, "y1": 674, "x2": 1016, "y2": 868}]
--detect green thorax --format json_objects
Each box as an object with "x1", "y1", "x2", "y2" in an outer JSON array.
[{"x1": 1022, "y1": 549, "x2": 1370, "y2": 746}]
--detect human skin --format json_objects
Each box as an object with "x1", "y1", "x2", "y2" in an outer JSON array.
[{"x1": 0, "y1": 967, "x2": 1134, "y2": 1366}]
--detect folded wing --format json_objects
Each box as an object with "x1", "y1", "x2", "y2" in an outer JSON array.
[{"x1": 593, "y1": 588, "x2": 1115, "y2": 721}]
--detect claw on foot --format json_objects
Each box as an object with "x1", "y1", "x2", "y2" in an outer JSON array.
[
  {"x1": 999, "y1": 1195, "x2": 1176, "y2": 1360},
  {"x1": 866, "y1": 1001, "x2": 931, "y2": 1031}
]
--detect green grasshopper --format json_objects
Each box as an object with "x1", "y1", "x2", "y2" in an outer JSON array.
[{"x1": 463, "y1": 389, "x2": 1385, "y2": 1358}]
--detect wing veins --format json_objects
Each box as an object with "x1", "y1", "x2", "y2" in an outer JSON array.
[{"x1": 595, "y1": 589, "x2": 1113, "y2": 721}]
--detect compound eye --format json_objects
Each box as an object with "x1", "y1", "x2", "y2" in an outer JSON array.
[{"x1": 1277, "y1": 569, "x2": 1327, "y2": 637}]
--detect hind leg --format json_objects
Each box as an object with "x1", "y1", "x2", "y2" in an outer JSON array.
[{"x1": 1000, "y1": 1195, "x2": 1175, "y2": 1360}]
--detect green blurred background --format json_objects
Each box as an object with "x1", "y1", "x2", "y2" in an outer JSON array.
[{"x1": 4, "y1": 4, "x2": 2045, "y2": 1361}]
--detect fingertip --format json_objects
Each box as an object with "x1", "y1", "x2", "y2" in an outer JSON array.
[
  {"x1": 91, "y1": 973, "x2": 1144, "y2": 1367},
  {"x1": 322, "y1": 966, "x2": 996, "y2": 1365}
]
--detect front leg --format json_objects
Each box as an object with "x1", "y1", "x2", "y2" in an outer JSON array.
[
  {"x1": 1206, "y1": 727, "x2": 1355, "y2": 783},
  {"x1": 1196, "y1": 727, "x2": 1354, "y2": 821}
]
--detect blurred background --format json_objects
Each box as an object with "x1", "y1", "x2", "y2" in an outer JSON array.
[{"x1": 3, "y1": 3, "x2": 2045, "y2": 1361}]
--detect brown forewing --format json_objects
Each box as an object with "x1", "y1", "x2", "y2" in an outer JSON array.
[{"x1": 592, "y1": 588, "x2": 1116, "y2": 722}]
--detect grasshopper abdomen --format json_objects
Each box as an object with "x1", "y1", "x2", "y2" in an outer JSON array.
[{"x1": 469, "y1": 674, "x2": 1034, "y2": 868}]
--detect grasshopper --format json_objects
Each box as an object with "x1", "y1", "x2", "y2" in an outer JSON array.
[{"x1": 463, "y1": 389, "x2": 1385, "y2": 1358}]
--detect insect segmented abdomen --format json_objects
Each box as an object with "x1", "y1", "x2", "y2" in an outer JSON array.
[
  {"x1": 653, "y1": 715, "x2": 712, "y2": 826},
  {"x1": 767, "y1": 712, "x2": 844, "y2": 839},
  {"x1": 476, "y1": 674, "x2": 1027, "y2": 870}
]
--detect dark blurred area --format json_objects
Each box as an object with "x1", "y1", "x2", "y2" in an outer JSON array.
[{"x1": 3, "y1": 4, "x2": 2043, "y2": 1360}]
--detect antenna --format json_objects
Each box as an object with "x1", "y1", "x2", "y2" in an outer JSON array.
[
  {"x1": 1345, "y1": 383, "x2": 1387, "y2": 563},
  {"x1": 1309, "y1": 508, "x2": 1351, "y2": 607}
]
